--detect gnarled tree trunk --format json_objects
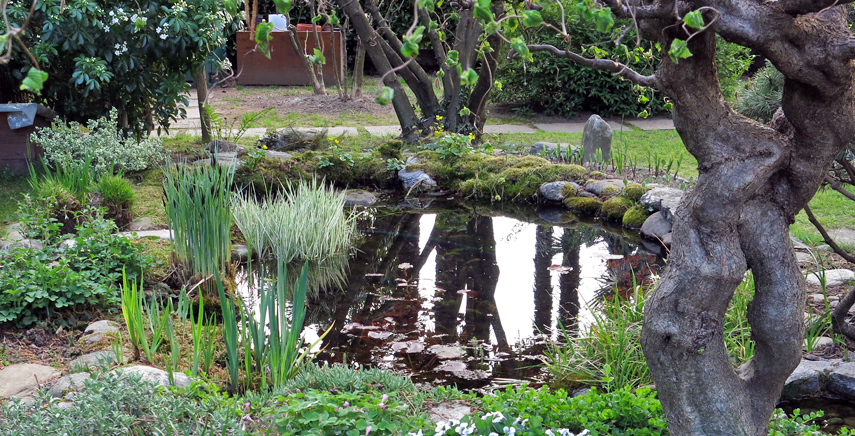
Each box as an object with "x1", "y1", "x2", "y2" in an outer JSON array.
[{"x1": 526, "y1": 1, "x2": 855, "y2": 433}]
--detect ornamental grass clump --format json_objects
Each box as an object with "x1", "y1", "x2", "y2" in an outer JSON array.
[
  {"x1": 232, "y1": 179, "x2": 357, "y2": 262},
  {"x1": 163, "y1": 164, "x2": 234, "y2": 281}
]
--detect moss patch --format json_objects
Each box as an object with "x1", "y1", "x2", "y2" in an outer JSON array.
[
  {"x1": 560, "y1": 183, "x2": 578, "y2": 197},
  {"x1": 601, "y1": 184, "x2": 622, "y2": 198},
  {"x1": 376, "y1": 140, "x2": 404, "y2": 160},
  {"x1": 622, "y1": 205, "x2": 651, "y2": 228},
  {"x1": 563, "y1": 197, "x2": 603, "y2": 215},
  {"x1": 601, "y1": 196, "x2": 634, "y2": 221},
  {"x1": 621, "y1": 183, "x2": 646, "y2": 202},
  {"x1": 588, "y1": 171, "x2": 605, "y2": 179}
]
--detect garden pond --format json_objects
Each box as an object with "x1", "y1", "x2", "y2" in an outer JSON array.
[{"x1": 236, "y1": 199, "x2": 664, "y2": 390}]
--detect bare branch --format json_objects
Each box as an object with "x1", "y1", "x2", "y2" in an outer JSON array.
[
  {"x1": 825, "y1": 174, "x2": 855, "y2": 202},
  {"x1": 804, "y1": 204, "x2": 855, "y2": 263},
  {"x1": 776, "y1": 0, "x2": 853, "y2": 16},
  {"x1": 516, "y1": 44, "x2": 657, "y2": 87},
  {"x1": 600, "y1": 0, "x2": 676, "y2": 19}
]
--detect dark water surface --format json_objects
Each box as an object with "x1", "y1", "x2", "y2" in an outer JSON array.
[{"x1": 239, "y1": 200, "x2": 663, "y2": 389}]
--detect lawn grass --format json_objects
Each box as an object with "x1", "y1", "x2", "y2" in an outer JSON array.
[{"x1": 791, "y1": 184, "x2": 855, "y2": 245}]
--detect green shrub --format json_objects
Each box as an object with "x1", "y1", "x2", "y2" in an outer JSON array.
[
  {"x1": 622, "y1": 205, "x2": 651, "y2": 228},
  {"x1": 716, "y1": 37, "x2": 754, "y2": 99},
  {"x1": 601, "y1": 196, "x2": 634, "y2": 221},
  {"x1": 734, "y1": 60, "x2": 783, "y2": 123},
  {"x1": 274, "y1": 389, "x2": 429, "y2": 435},
  {"x1": 562, "y1": 197, "x2": 603, "y2": 215},
  {"x1": 621, "y1": 183, "x2": 646, "y2": 202},
  {"x1": 96, "y1": 175, "x2": 135, "y2": 228},
  {"x1": 0, "y1": 374, "x2": 250, "y2": 435},
  {"x1": 31, "y1": 109, "x2": 167, "y2": 175},
  {"x1": 0, "y1": 218, "x2": 151, "y2": 326}
]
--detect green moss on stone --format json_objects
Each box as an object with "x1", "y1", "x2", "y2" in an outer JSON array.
[
  {"x1": 601, "y1": 185, "x2": 622, "y2": 197},
  {"x1": 622, "y1": 205, "x2": 651, "y2": 228},
  {"x1": 601, "y1": 196, "x2": 634, "y2": 221},
  {"x1": 561, "y1": 183, "x2": 578, "y2": 197},
  {"x1": 376, "y1": 140, "x2": 404, "y2": 160},
  {"x1": 621, "y1": 183, "x2": 646, "y2": 202},
  {"x1": 563, "y1": 197, "x2": 603, "y2": 215},
  {"x1": 588, "y1": 171, "x2": 605, "y2": 179}
]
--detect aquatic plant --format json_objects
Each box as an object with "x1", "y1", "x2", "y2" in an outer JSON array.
[
  {"x1": 232, "y1": 179, "x2": 358, "y2": 263},
  {"x1": 163, "y1": 164, "x2": 234, "y2": 281}
]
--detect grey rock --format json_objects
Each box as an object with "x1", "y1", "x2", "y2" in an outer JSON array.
[
  {"x1": 428, "y1": 345, "x2": 463, "y2": 360},
  {"x1": 661, "y1": 233, "x2": 672, "y2": 247},
  {"x1": 582, "y1": 115, "x2": 612, "y2": 165},
  {"x1": 791, "y1": 235, "x2": 811, "y2": 251},
  {"x1": 577, "y1": 191, "x2": 598, "y2": 199},
  {"x1": 584, "y1": 179, "x2": 625, "y2": 197},
  {"x1": 428, "y1": 401, "x2": 472, "y2": 424},
  {"x1": 529, "y1": 142, "x2": 570, "y2": 157},
  {"x1": 79, "y1": 321, "x2": 119, "y2": 345},
  {"x1": 265, "y1": 150, "x2": 293, "y2": 160},
  {"x1": 58, "y1": 239, "x2": 77, "y2": 249},
  {"x1": 69, "y1": 350, "x2": 118, "y2": 372},
  {"x1": 398, "y1": 170, "x2": 438, "y2": 193},
  {"x1": 640, "y1": 187, "x2": 684, "y2": 223},
  {"x1": 114, "y1": 365, "x2": 192, "y2": 389},
  {"x1": 806, "y1": 336, "x2": 835, "y2": 349},
  {"x1": 829, "y1": 362, "x2": 855, "y2": 399},
  {"x1": 640, "y1": 212, "x2": 672, "y2": 240},
  {"x1": 1, "y1": 228, "x2": 24, "y2": 243},
  {"x1": 56, "y1": 401, "x2": 75, "y2": 410},
  {"x1": 781, "y1": 359, "x2": 836, "y2": 400},
  {"x1": 193, "y1": 156, "x2": 241, "y2": 168},
  {"x1": 539, "y1": 181, "x2": 578, "y2": 202},
  {"x1": 9, "y1": 239, "x2": 44, "y2": 250},
  {"x1": 128, "y1": 216, "x2": 156, "y2": 231},
  {"x1": 816, "y1": 244, "x2": 832, "y2": 252},
  {"x1": 808, "y1": 293, "x2": 826, "y2": 304},
  {"x1": 0, "y1": 364, "x2": 60, "y2": 398},
  {"x1": 795, "y1": 252, "x2": 815, "y2": 265},
  {"x1": 207, "y1": 139, "x2": 243, "y2": 153},
  {"x1": 806, "y1": 269, "x2": 855, "y2": 287},
  {"x1": 405, "y1": 156, "x2": 420, "y2": 165},
  {"x1": 48, "y1": 373, "x2": 91, "y2": 397},
  {"x1": 344, "y1": 190, "x2": 378, "y2": 207}
]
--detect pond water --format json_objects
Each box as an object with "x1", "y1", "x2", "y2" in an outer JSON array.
[{"x1": 238, "y1": 200, "x2": 663, "y2": 390}]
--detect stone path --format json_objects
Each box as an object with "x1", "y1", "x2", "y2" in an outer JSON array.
[{"x1": 159, "y1": 91, "x2": 675, "y2": 138}]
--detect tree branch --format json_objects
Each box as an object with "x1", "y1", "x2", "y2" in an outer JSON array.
[
  {"x1": 776, "y1": 0, "x2": 855, "y2": 16},
  {"x1": 825, "y1": 174, "x2": 855, "y2": 202},
  {"x1": 804, "y1": 204, "x2": 855, "y2": 263},
  {"x1": 517, "y1": 44, "x2": 657, "y2": 87},
  {"x1": 832, "y1": 284, "x2": 855, "y2": 342},
  {"x1": 600, "y1": 0, "x2": 677, "y2": 19}
]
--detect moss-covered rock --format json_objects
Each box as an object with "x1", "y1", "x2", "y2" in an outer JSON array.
[
  {"x1": 376, "y1": 140, "x2": 404, "y2": 160},
  {"x1": 600, "y1": 196, "x2": 634, "y2": 221},
  {"x1": 622, "y1": 205, "x2": 651, "y2": 229},
  {"x1": 621, "y1": 183, "x2": 646, "y2": 202},
  {"x1": 588, "y1": 171, "x2": 606, "y2": 179},
  {"x1": 234, "y1": 157, "x2": 311, "y2": 194},
  {"x1": 562, "y1": 197, "x2": 603, "y2": 215},
  {"x1": 601, "y1": 184, "x2": 622, "y2": 197},
  {"x1": 561, "y1": 183, "x2": 578, "y2": 197}
]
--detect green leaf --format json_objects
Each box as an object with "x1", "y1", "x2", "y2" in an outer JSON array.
[
  {"x1": 461, "y1": 68, "x2": 478, "y2": 87},
  {"x1": 375, "y1": 86, "x2": 394, "y2": 105},
  {"x1": 445, "y1": 50, "x2": 459, "y2": 67},
  {"x1": 473, "y1": 0, "x2": 493, "y2": 21},
  {"x1": 522, "y1": 10, "x2": 543, "y2": 27},
  {"x1": 667, "y1": 38, "x2": 692, "y2": 63},
  {"x1": 328, "y1": 11, "x2": 340, "y2": 26},
  {"x1": 493, "y1": 80, "x2": 502, "y2": 91},
  {"x1": 418, "y1": 0, "x2": 437, "y2": 12},
  {"x1": 459, "y1": 107, "x2": 471, "y2": 116},
  {"x1": 310, "y1": 48, "x2": 326, "y2": 65},
  {"x1": 594, "y1": 10, "x2": 614, "y2": 33},
  {"x1": 254, "y1": 22, "x2": 275, "y2": 58},
  {"x1": 224, "y1": 0, "x2": 238, "y2": 16},
  {"x1": 20, "y1": 68, "x2": 49, "y2": 94},
  {"x1": 638, "y1": 95, "x2": 649, "y2": 104},
  {"x1": 511, "y1": 37, "x2": 531, "y2": 62},
  {"x1": 271, "y1": 0, "x2": 292, "y2": 15},
  {"x1": 684, "y1": 10, "x2": 705, "y2": 30},
  {"x1": 401, "y1": 41, "x2": 419, "y2": 58}
]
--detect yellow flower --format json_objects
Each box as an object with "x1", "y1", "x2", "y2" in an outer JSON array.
[
  {"x1": 328, "y1": 137, "x2": 334, "y2": 141},
  {"x1": 435, "y1": 115, "x2": 443, "y2": 121},
  {"x1": 468, "y1": 133, "x2": 475, "y2": 141},
  {"x1": 334, "y1": 139, "x2": 340, "y2": 144},
  {"x1": 262, "y1": 145, "x2": 268, "y2": 150}
]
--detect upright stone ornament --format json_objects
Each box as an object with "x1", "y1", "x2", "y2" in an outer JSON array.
[{"x1": 582, "y1": 115, "x2": 612, "y2": 165}]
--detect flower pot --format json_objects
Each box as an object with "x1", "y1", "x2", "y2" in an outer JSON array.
[{"x1": 295, "y1": 23, "x2": 322, "y2": 31}]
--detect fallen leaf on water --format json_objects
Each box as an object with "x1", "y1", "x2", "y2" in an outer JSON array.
[
  {"x1": 548, "y1": 265, "x2": 573, "y2": 273},
  {"x1": 398, "y1": 262, "x2": 413, "y2": 270},
  {"x1": 367, "y1": 331, "x2": 392, "y2": 340}
]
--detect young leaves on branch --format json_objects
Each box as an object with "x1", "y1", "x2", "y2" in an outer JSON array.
[
  {"x1": 401, "y1": 26, "x2": 425, "y2": 58},
  {"x1": 375, "y1": 86, "x2": 395, "y2": 105},
  {"x1": 668, "y1": 38, "x2": 692, "y2": 63},
  {"x1": 683, "y1": 10, "x2": 705, "y2": 30},
  {"x1": 21, "y1": 68, "x2": 49, "y2": 94},
  {"x1": 255, "y1": 22, "x2": 275, "y2": 58}
]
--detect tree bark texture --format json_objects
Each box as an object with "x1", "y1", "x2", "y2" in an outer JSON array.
[
  {"x1": 194, "y1": 69, "x2": 212, "y2": 143},
  {"x1": 629, "y1": 6, "x2": 855, "y2": 435}
]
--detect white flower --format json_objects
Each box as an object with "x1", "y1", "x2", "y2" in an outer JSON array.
[
  {"x1": 114, "y1": 43, "x2": 121, "y2": 49},
  {"x1": 103, "y1": 25, "x2": 110, "y2": 31},
  {"x1": 160, "y1": 34, "x2": 167, "y2": 40}
]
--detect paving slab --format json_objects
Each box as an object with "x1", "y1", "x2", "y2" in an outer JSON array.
[
  {"x1": 483, "y1": 124, "x2": 537, "y2": 134},
  {"x1": 534, "y1": 122, "x2": 587, "y2": 133},
  {"x1": 365, "y1": 125, "x2": 402, "y2": 136},
  {"x1": 623, "y1": 117, "x2": 675, "y2": 131},
  {"x1": 118, "y1": 229, "x2": 173, "y2": 240}
]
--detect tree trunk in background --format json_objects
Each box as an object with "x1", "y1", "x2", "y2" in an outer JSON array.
[
  {"x1": 353, "y1": 41, "x2": 366, "y2": 98},
  {"x1": 194, "y1": 69, "x2": 211, "y2": 143}
]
